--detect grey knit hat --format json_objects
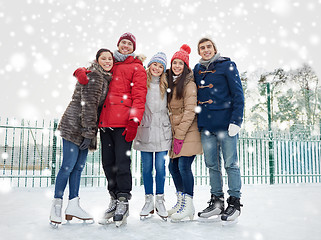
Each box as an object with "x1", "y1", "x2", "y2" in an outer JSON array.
[{"x1": 147, "y1": 52, "x2": 167, "y2": 72}]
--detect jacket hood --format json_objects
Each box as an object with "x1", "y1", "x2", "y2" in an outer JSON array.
[
  {"x1": 184, "y1": 70, "x2": 194, "y2": 86},
  {"x1": 214, "y1": 56, "x2": 231, "y2": 63}
]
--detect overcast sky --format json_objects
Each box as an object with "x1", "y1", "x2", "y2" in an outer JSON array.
[{"x1": 1, "y1": 0, "x2": 320, "y2": 121}]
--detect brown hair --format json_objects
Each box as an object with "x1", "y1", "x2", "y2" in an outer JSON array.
[
  {"x1": 197, "y1": 38, "x2": 217, "y2": 54},
  {"x1": 146, "y1": 68, "x2": 168, "y2": 100},
  {"x1": 96, "y1": 48, "x2": 113, "y2": 62},
  {"x1": 167, "y1": 63, "x2": 191, "y2": 102}
]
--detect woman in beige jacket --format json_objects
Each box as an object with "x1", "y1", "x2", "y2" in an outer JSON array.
[{"x1": 166, "y1": 44, "x2": 202, "y2": 222}]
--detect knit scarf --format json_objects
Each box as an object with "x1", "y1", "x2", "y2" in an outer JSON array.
[
  {"x1": 113, "y1": 50, "x2": 135, "y2": 62},
  {"x1": 199, "y1": 53, "x2": 221, "y2": 69}
]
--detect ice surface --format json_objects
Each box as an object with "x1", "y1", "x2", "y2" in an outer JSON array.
[{"x1": 1, "y1": 184, "x2": 321, "y2": 240}]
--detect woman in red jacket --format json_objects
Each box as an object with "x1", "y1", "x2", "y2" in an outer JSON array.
[{"x1": 74, "y1": 33, "x2": 147, "y2": 227}]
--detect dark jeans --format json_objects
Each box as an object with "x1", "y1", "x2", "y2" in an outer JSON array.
[
  {"x1": 54, "y1": 139, "x2": 88, "y2": 199},
  {"x1": 100, "y1": 128, "x2": 132, "y2": 197},
  {"x1": 168, "y1": 155, "x2": 195, "y2": 196}
]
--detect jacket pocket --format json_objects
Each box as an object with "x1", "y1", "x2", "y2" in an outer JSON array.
[{"x1": 136, "y1": 126, "x2": 150, "y2": 143}]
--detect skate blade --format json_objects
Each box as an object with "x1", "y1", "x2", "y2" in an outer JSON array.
[
  {"x1": 63, "y1": 218, "x2": 95, "y2": 225},
  {"x1": 197, "y1": 215, "x2": 221, "y2": 223},
  {"x1": 49, "y1": 221, "x2": 61, "y2": 229},
  {"x1": 98, "y1": 219, "x2": 114, "y2": 225},
  {"x1": 222, "y1": 218, "x2": 238, "y2": 226},
  {"x1": 140, "y1": 214, "x2": 153, "y2": 221},
  {"x1": 115, "y1": 219, "x2": 127, "y2": 227}
]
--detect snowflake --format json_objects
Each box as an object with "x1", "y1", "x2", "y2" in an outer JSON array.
[
  {"x1": 1, "y1": 152, "x2": 8, "y2": 160},
  {"x1": 200, "y1": 80, "x2": 205, "y2": 84},
  {"x1": 126, "y1": 150, "x2": 131, "y2": 156},
  {"x1": 194, "y1": 106, "x2": 202, "y2": 113}
]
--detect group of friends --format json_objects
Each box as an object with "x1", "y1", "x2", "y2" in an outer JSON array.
[{"x1": 49, "y1": 32, "x2": 245, "y2": 227}]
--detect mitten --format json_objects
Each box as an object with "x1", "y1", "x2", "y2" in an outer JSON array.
[
  {"x1": 122, "y1": 120, "x2": 139, "y2": 142},
  {"x1": 228, "y1": 123, "x2": 240, "y2": 137},
  {"x1": 73, "y1": 67, "x2": 91, "y2": 85},
  {"x1": 79, "y1": 138, "x2": 91, "y2": 150},
  {"x1": 173, "y1": 138, "x2": 184, "y2": 155}
]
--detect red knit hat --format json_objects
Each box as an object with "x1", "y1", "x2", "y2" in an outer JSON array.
[
  {"x1": 171, "y1": 44, "x2": 191, "y2": 68},
  {"x1": 117, "y1": 32, "x2": 136, "y2": 51}
]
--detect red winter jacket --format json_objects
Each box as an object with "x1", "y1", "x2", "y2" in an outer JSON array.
[{"x1": 98, "y1": 56, "x2": 147, "y2": 128}]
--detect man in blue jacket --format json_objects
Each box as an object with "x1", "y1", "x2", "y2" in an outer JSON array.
[{"x1": 193, "y1": 37, "x2": 244, "y2": 222}]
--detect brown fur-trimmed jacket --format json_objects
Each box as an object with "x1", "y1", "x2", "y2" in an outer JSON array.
[{"x1": 58, "y1": 62, "x2": 111, "y2": 150}]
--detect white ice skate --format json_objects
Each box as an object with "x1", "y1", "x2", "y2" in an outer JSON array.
[
  {"x1": 167, "y1": 191, "x2": 183, "y2": 217},
  {"x1": 171, "y1": 194, "x2": 195, "y2": 222},
  {"x1": 65, "y1": 197, "x2": 94, "y2": 224},
  {"x1": 140, "y1": 194, "x2": 154, "y2": 220},
  {"x1": 49, "y1": 198, "x2": 63, "y2": 228},
  {"x1": 155, "y1": 194, "x2": 168, "y2": 221},
  {"x1": 98, "y1": 194, "x2": 117, "y2": 225}
]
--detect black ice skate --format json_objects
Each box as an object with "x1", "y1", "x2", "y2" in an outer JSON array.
[
  {"x1": 198, "y1": 194, "x2": 224, "y2": 220},
  {"x1": 221, "y1": 196, "x2": 243, "y2": 222},
  {"x1": 98, "y1": 193, "x2": 117, "y2": 225},
  {"x1": 113, "y1": 193, "x2": 129, "y2": 227}
]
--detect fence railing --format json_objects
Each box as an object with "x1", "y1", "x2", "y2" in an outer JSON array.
[{"x1": 0, "y1": 117, "x2": 320, "y2": 187}]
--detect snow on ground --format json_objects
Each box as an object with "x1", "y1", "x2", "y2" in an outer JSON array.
[{"x1": 1, "y1": 184, "x2": 321, "y2": 240}]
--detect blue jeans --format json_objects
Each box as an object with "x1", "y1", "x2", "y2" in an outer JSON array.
[
  {"x1": 54, "y1": 139, "x2": 88, "y2": 200},
  {"x1": 201, "y1": 130, "x2": 241, "y2": 198},
  {"x1": 168, "y1": 155, "x2": 195, "y2": 196},
  {"x1": 141, "y1": 151, "x2": 167, "y2": 195}
]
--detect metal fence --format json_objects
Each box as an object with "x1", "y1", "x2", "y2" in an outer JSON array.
[{"x1": 0, "y1": 117, "x2": 320, "y2": 187}]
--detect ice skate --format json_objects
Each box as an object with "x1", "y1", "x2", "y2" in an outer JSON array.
[
  {"x1": 98, "y1": 193, "x2": 117, "y2": 225},
  {"x1": 155, "y1": 194, "x2": 168, "y2": 221},
  {"x1": 198, "y1": 194, "x2": 224, "y2": 222},
  {"x1": 171, "y1": 194, "x2": 195, "y2": 222},
  {"x1": 140, "y1": 194, "x2": 154, "y2": 220},
  {"x1": 65, "y1": 197, "x2": 94, "y2": 224},
  {"x1": 49, "y1": 198, "x2": 63, "y2": 228},
  {"x1": 167, "y1": 191, "x2": 183, "y2": 217},
  {"x1": 113, "y1": 193, "x2": 129, "y2": 227},
  {"x1": 221, "y1": 196, "x2": 243, "y2": 223}
]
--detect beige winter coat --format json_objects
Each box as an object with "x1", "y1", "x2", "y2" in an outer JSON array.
[{"x1": 168, "y1": 71, "x2": 203, "y2": 158}]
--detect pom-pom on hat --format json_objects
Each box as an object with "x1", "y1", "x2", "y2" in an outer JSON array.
[
  {"x1": 117, "y1": 32, "x2": 136, "y2": 51},
  {"x1": 147, "y1": 52, "x2": 167, "y2": 73},
  {"x1": 171, "y1": 44, "x2": 191, "y2": 68}
]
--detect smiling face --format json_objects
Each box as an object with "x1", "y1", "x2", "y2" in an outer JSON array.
[
  {"x1": 171, "y1": 59, "x2": 184, "y2": 75},
  {"x1": 149, "y1": 62, "x2": 164, "y2": 77},
  {"x1": 198, "y1": 40, "x2": 216, "y2": 60},
  {"x1": 118, "y1": 39, "x2": 134, "y2": 55},
  {"x1": 98, "y1": 51, "x2": 113, "y2": 72}
]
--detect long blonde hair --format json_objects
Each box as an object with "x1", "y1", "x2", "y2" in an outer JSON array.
[{"x1": 146, "y1": 67, "x2": 168, "y2": 99}]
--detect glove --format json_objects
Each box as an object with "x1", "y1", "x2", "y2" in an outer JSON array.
[
  {"x1": 228, "y1": 123, "x2": 240, "y2": 137},
  {"x1": 122, "y1": 120, "x2": 139, "y2": 142},
  {"x1": 79, "y1": 138, "x2": 91, "y2": 150},
  {"x1": 173, "y1": 138, "x2": 184, "y2": 155},
  {"x1": 73, "y1": 67, "x2": 91, "y2": 85}
]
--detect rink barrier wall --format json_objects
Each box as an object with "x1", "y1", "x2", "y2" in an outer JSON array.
[{"x1": 0, "y1": 117, "x2": 321, "y2": 187}]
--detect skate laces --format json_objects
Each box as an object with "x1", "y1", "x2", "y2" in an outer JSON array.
[
  {"x1": 54, "y1": 205, "x2": 61, "y2": 217},
  {"x1": 106, "y1": 199, "x2": 117, "y2": 212},
  {"x1": 115, "y1": 200, "x2": 128, "y2": 215},
  {"x1": 177, "y1": 197, "x2": 186, "y2": 213}
]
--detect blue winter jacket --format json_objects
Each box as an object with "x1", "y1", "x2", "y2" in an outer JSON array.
[{"x1": 193, "y1": 57, "x2": 244, "y2": 132}]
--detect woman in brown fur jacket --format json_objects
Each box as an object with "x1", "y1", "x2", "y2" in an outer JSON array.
[{"x1": 49, "y1": 49, "x2": 113, "y2": 227}]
